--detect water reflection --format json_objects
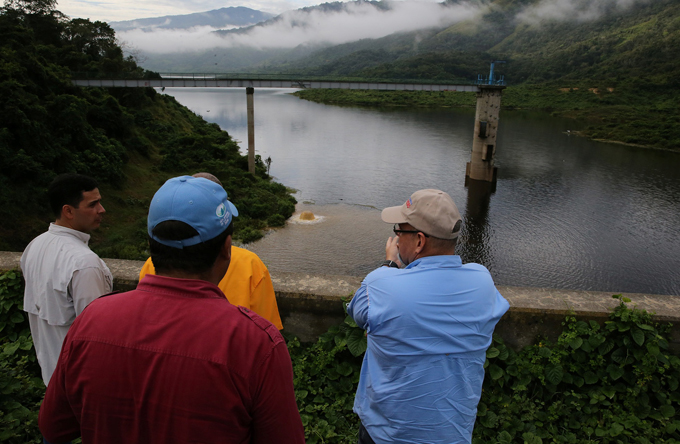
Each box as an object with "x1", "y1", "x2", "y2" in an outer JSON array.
[
  {"x1": 166, "y1": 88, "x2": 680, "y2": 295},
  {"x1": 459, "y1": 179, "x2": 496, "y2": 269}
]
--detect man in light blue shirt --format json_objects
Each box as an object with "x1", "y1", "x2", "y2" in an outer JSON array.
[{"x1": 347, "y1": 189, "x2": 509, "y2": 444}]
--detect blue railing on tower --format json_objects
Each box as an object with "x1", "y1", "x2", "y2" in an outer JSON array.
[{"x1": 475, "y1": 61, "x2": 507, "y2": 86}]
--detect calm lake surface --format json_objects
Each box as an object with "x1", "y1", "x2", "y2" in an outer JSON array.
[{"x1": 165, "y1": 88, "x2": 680, "y2": 296}]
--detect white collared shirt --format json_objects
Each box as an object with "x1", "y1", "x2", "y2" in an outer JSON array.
[{"x1": 21, "y1": 223, "x2": 112, "y2": 384}]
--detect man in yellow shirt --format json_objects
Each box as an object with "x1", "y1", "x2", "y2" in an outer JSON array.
[{"x1": 138, "y1": 173, "x2": 283, "y2": 330}]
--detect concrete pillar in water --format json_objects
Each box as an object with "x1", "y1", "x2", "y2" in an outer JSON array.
[
  {"x1": 466, "y1": 85, "x2": 506, "y2": 183},
  {"x1": 246, "y1": 87, "x2": 255, "y2": 174}
]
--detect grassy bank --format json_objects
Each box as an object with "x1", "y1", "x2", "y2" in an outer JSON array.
[{"x1": 294, "y1": 83, "x2": 680, "y2": 152}]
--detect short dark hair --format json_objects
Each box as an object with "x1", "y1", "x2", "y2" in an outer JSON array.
[
  {"x1": 426, "y1": 236, "x2": 457, "y2": 252},
  {"x1": 48, "y1": 174, "x2": 99, "y2": 218},
  {"x1": 149, "y1": 220, "x2": 233, "y2": 274}
]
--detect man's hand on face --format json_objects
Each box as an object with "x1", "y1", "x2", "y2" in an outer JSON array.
[{"x1": 385, "y1": 236, "x2": 403, "y2": 267}]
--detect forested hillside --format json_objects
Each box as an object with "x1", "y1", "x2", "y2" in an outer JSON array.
[
  {"x1": 279, "y1": 0, "x2": 680, "y2": 150},
  {"x1": 0, "y1": 0, "x2": 295, "y2": 257},
  {"x1": 260, "y1": 0, "x2": 679, "y2": 84}
]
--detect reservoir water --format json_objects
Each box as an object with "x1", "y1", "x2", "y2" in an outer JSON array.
[{"x1": 165, "y1": 88, "x2": 680, "y2": 296}]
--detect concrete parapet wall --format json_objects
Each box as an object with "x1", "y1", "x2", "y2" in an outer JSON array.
[{"x1": 2, "y1": 251, "x2": 679, "y2": 349}]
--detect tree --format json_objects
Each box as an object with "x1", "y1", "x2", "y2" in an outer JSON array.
[
  {"x1": 63, "y1": 19, "x2": 118, "y2": 60},
  {"x1": 3, "y1": 0, "x2": 56, "y2": 15}
]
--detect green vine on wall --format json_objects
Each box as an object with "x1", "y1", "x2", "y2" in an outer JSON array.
[
  {"x1": 286, "y1": 301, "x2": 367, "y2": 444},
  {"x1": 0, "y1": 270, "x2": 44, "y2": 444},
  {"x1": 476, "y1": 295, "x2": 680, "y2": 444}
]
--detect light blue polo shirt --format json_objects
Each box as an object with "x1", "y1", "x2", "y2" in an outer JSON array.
[{"x1": 347, "y1": 255, "x2": 509, "y2": 444}]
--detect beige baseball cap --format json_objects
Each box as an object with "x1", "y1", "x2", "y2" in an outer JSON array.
[{"x1": 381, "y1": 189, "x2": 462, "y2": 239}]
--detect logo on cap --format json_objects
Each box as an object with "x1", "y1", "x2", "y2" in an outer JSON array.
[
  {"x1": 406, "y1": 198, "x2": 412, "y2": 209},
  {"x1": 217, "y1": 203, "x2": 231, "y2": 226},
  {"x1": 216, "y1": 203, "x2": 226, "y2": 217}
]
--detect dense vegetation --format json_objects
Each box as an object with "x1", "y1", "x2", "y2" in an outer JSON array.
[
  {"x1": 261, "y1": 0, "x2": 679, "y2": 84},
  {"x1": 271, "y1": 0, "x2": 680, "y2": 151},
  {"x1": 3, "y1": 267, "x2": 680, "y2": 444},
  {"x1": 0, "y1": 270, "x2": 42, "y2": 444},
  {"x1": 0, "y1": 0, "x2": 296, "y2": 257}
]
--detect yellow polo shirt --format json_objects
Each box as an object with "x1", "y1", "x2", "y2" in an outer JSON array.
[{"x1": 138, "y1": 246, "x2": 283, "y2": 330}]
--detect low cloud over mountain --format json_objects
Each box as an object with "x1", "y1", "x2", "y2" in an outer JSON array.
[
  {"x1": 517, "y1": 0, "x2": 652, "y2": 24},
  {"x1": 117, "y1": 1, "x2": 482, "y2": 53},
  {"x1": 117, "y1": 0, "x2": 654, "y2": 56}
]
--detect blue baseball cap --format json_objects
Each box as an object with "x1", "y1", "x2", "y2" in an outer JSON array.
[{"x1": 148, "y1": 176, "x2": 238, "y2": 248}]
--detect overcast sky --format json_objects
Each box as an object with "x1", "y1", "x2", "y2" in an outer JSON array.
[{"x1": 56, "y1": 0, "x2": 445, "y2": 22}]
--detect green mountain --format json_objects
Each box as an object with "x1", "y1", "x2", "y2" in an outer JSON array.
[
  {"x1": 258, "y1": 0, "x2": 679, "y2": 83},
  {"x1": 134, "y1": 0, "x2": 680, "y2": 87},
  {"x1": 110, "y1": 7, "x2": 274, "y2": 32},
  {"x1": 0, "y1": 0, "x2": 295, "y2": 256},
  {"x1": 266, "y1": 0, "x2": 679, "y2": 150}
]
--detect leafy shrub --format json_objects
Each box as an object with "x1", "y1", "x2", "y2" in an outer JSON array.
[
  {"x1": 287, "y1": 309, "x2": 366, "y2": 444},
  {"x1": 234, "y1": 226, "x2": 264, "y2": 244},
  {"x1": 0, "y1": 270, "x2": 43, "y2": 444},
  {"x1": 475, "y1": 294, "x2": 680, "y2": 444},
  {"x1": 267, "y1": 214, "x2": 286, "y2": 227}
]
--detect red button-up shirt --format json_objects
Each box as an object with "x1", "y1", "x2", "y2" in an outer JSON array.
[{"x1": 39, "y1": 274, "x2": 305, "y2": 444}]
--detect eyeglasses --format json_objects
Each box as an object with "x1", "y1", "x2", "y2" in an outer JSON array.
[{"x1": 393, "y1": 224, "x2": 429, "y2": 237}]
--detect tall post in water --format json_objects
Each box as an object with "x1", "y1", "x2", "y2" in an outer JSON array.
[
  {"x1": 466, "y1": 84, "x2": 505, "y2": 184},
  {"x1": 246, "y1": 87, "x2": 255, "y2": 174}
]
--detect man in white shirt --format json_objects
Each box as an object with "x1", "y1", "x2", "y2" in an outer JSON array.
[{"x1": 21, "y1": 174, "x2": 113, "y2": 386}]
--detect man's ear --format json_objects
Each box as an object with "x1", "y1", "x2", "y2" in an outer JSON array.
[
  {"x1": 60, "y1": 205, "x2": 75, "y2": 221},
  {"x1": 415, "y1": 232, "x2": 427, "y2": 254},
  {"x1": 221, "y1": 235, "x2": 232, "y2": 262}
]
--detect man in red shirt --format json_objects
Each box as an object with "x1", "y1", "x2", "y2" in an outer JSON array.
[{"x1": 39, "y1": 175, "x2": 305, "y2": 444}]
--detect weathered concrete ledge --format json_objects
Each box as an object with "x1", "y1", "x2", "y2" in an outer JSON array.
[{"x1": 2, "y1": 251, "x2": 679, "y2": 349}]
